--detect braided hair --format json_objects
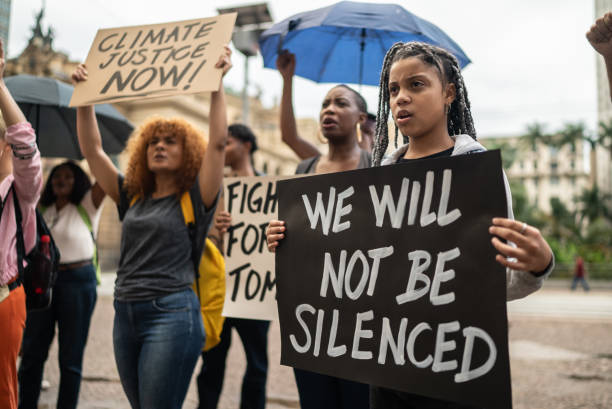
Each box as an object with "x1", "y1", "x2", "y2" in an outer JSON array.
[{"x1": 371, "y1": 42, "x2": 476, "y2": 166}]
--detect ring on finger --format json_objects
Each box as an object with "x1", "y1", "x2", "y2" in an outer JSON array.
[{"x1": 519, "y1": 222, "x2": 527, "y2": 235}]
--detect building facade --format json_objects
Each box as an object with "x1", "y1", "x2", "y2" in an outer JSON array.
[
  {"x1": 0, "y1": 0, "x2": 9, "y2": 55},
  {"x1": 481, "y1": 135, "x2": 591, "y2": 215}
]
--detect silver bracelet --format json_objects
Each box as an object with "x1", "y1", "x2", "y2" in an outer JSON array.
[{"x1": 10, "y1": 143, "x2": 37, "y2": 160}]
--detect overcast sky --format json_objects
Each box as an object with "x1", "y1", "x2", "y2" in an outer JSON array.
[{"x1": 9, "y1": 0, "x2": 602, "y2": 137}]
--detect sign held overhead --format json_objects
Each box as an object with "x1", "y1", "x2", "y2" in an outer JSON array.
[{"x1": 70, "y1": 13, "x2": 237, "y2": 106}]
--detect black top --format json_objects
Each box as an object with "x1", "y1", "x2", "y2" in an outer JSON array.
[
  {"x1": 114, "y1": 175, "x2": 218, "y2": 301},
  {"x1": 396, "y1": 147, "x2": 454, "y2": 163}
]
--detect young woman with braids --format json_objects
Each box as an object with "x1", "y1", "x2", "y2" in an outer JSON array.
[
  {"x1": 268, "y1": 41, "x2": 554, "y2": 409},
  {"x1": 267, "y1": 50, "x2": 371, "y2": 409},
  {"x1": 367, "y1": 41, "x2": 554, "y2": 408}
]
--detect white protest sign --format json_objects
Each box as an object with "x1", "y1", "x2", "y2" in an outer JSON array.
[{"x1": 222, "y1": 176, "x2": 282, "y2": 321}]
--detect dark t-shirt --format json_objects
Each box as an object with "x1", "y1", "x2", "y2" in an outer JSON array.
[
  {"x1": 114, "y1": 175, "x2": 217, "y2": 301},
  {"x1": 296, "y1": 149, "x2": 371, "y2": 174},
  {"x1": 396, "y1": 147, "x2": 454, "y2": 163}
]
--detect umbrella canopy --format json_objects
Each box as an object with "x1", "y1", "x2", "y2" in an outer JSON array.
[
  {"x1": 259, "y1": 1, "x2": 470, "y2": 86},
  {"x1": 4, "y1": 74, "x2": 133, "y2": 159}
]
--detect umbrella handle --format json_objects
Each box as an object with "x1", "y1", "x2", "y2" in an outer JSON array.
[{"x1": 359, "y1": 28, "x2": 366, "y2": 87}]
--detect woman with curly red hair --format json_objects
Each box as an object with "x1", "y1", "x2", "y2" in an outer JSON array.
[{"x1": 72, "y1": 47, "x2": 232, "y2": 409}]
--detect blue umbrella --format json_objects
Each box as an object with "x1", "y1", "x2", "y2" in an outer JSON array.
[
  {"x1": 4, "y1": 74, "x2": 133, "y2": 159},
  {"x1": 259, "y1": 1, "x2": 470, "y2": 86}
]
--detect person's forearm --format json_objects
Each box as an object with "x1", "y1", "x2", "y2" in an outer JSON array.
[
  {"x1": 7, "y1": 124, "x2": 42, "y2": 204},
  {"x1": 280, "y1": 77, "x2": 320, "y2": 159},
  {"x1": 280, "y1": 76, "x2": 298, "y2": 144},
  {"x1": 199, "y1": 88, "x2": 227, "y2": 207},
  {"x1": 0, "y1": 82, "x2": 26, "y2": 126},
  {"x1": 76, "y1": 105, "x2": 120, "y2": 202},
  {"x1": 209, "y1": 88, "x2": 228, "y2": 150},
  {"x1": 77, "y1": 106, "x2": 103, "y2": 159}
]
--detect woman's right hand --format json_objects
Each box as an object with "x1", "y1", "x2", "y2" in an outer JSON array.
[
  {"x1": 276, "y1": 51, "x2": 296, "y2": 81},
  {"x1": 265, "y1": 220, "x2": 286, "y2": 252},
  {"x1": 214, "y1": 210, "x2": 232, "y2": 234},
  {"x1": 71, "y1": 64, "x2": 88, "y2": 84}
]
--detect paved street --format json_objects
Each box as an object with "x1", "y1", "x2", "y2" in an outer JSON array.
[{"x1": 31, "y1": 277, "x2": 612, "y2": 408}]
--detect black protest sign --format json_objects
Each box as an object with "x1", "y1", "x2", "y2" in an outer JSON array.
[
  {"x1": 70, "y1": 13, "x2": 236, "y2": 106},
  {"x1": 276, "y1": 150, "x2": 512, "y2": 409},
  {"x1": 223, "y1": 176, "x2": 281, "y2": 320}
]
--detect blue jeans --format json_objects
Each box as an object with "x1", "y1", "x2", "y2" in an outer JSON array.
[
  {"x1": 113, "y1": 288, "x2": 204, "y2": 409},
  {"x1": 571, "y1": 276, "x2": 590, "y2": 291},
  {"x1": 18, "y1": 263, "x2": 97, "y2": 409},
  {"x1": 293, "y1": 368, "x2": 369, "y2": 409},
  {"x1": 197, "y1": 317, "x2": 270, "y2": 409}
]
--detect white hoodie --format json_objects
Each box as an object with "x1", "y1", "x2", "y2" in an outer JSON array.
[{"x1": 381, "y1": 134, "x2": 553, "y2": 301}]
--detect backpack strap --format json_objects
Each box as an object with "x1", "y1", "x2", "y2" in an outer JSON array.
[
  {"x1": 0, "y1": 187, "x2": 9, "y2": 220},
  {"x1": 179, "y1": 191, "x2": 201, "y2": 299},
  {"x1": 76, "y1": 204, "x2": 101, "y2": 284},
  {"x1": 180, "y1": 191, "x2": 195, "y2": 226},
  {"x1": 11, "y1": 184, "x2": 25, "y2": 285}
]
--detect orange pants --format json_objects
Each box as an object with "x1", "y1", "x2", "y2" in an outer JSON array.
[{"x1": 0, "y1": 284, "x2": 26, "y2": 409}]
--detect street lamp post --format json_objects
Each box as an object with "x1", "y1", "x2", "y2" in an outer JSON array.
[{"x1": 218, "y1": 3, "x2": 272, "y2": 125}]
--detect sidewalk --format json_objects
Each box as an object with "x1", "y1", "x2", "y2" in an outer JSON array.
[
  {"x1": 37, "y1": 273, "x2": 299, "y2": 409},
  {"x1": 34, "y1": 275, "x2": 612, "y2": 408}
]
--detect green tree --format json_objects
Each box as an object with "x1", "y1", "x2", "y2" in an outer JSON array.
[
  {"x1": 548, "y1": 197, "x2": 579, "y2": 241},
  {"x1": 522, "y1": 122, "x2": 549, "y2": 151},
  {"x1": 510, "y1": 180, "x2": 545, "y2": 229},
  {"x1": 576, "y1": 185, "x2": 612, "y2": 225},
  {"x1": 598, "y1": 117, "x2": 612, "y2": 154},
  {"x1": 483, "y1": 139, "x2": 517, "y2": 170},
  {"x1": 557, "y1": 122, "x2": 599, "y2": 186}
]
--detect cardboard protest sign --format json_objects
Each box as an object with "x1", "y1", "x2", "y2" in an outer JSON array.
[
  {"x1": 222, "y1": 176, "x2": 281, "y2": 321},
  {"x1": 276, "y1": 151, "x2": 512, "y2": 409},
  {"x1": 70, "y1": 13, "x2": 237, "y2": 106}
]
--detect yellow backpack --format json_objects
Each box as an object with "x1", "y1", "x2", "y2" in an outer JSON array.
[{"x1": 130, "y1": 192, "x2": 225, "y2": 351}]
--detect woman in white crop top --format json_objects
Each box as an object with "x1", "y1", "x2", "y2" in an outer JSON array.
[{"x1": 18, "y1": 161, "x2": 104, "y2": 409}]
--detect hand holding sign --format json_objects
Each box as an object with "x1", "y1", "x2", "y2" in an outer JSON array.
[
  {"x1": 489, "y1": 218, "x2": 552, "y2": 274},
  {"x1": 265, "y1": 219, "x2": 285, "y2": 252},
  {"x1": 214, "y1": 210, "x2": 232, "y2": 234},
  {"x1": 72, "y1": 64, "x2": 89, "y2": 85},
  {"x1": 215, "y1": 45, "x2": 233, "y2": 78}
]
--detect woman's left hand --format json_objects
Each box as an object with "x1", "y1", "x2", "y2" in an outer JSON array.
[
  {"x1": 215, "y1": 45, "x2": 232, "y2": 77},
  {"x1": 489, "y1": 218, "x2": 553, "y2": 274}
]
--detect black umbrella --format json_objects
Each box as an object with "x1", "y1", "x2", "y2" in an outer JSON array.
[{"x1": 4, "y1": 74, "x2": 133, "y2": 159}]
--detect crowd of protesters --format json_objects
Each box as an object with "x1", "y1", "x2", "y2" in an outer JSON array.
[{"x1": 1, "y1": 9, "x2": 610, "y2": 409}]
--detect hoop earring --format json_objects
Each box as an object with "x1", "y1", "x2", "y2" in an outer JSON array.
[
  {"x1": 317, "y1": 129, "x2": 328, "y2": 144},
  {"x1": 356, "y1": 123, "x2": 362, "y2": 143},
  {"x1": 444, "y1": 103, "x2": 450, "y2": 115}
]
